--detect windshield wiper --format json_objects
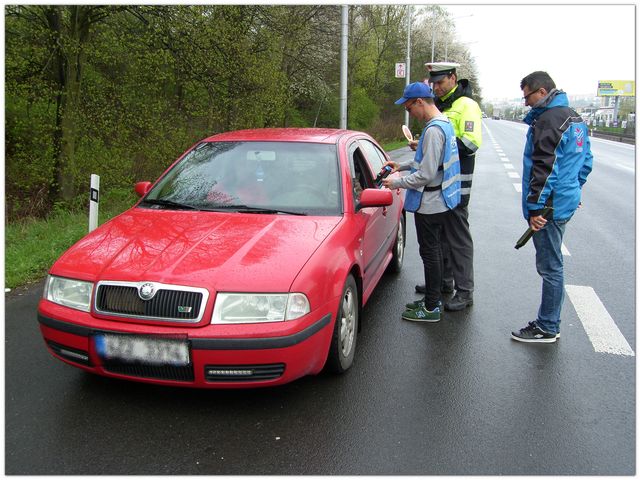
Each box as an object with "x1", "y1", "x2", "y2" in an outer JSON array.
[
  {"x1": 141, "y1": 199, "x2": 198, "y2": 210},
  {"x1": 202, "y1": 204, "x2": 307, "y2": 216}
]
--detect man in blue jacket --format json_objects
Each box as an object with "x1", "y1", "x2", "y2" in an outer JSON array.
[{"x1": 512, "y1": 71, "x2": 593, "y2": 343}]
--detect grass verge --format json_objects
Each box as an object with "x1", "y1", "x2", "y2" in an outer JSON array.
[
  {"x1": 5, "y1": 189, "x2": 137, "y2": 289},
  {"x1": 382, "y1": 139, "x2": 409, "y2": 152}
]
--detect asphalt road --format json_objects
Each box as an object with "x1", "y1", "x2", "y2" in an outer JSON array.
[{"x1": 5, "y1": 119, "x2": 635, "y2": 474}]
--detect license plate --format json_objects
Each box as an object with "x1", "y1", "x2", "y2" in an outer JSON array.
[{"x1": 94, "y1": 333, "x2": 190, "y2": 367}]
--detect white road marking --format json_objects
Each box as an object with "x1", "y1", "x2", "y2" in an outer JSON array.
[
  {"x1": 565, "y1": 285, "x2": 635, "y2": 356},
  {"x1": 513, "y1": 183, "x2": 522, "y2": 192},
  {"x1": 503, "y1": 164, "x2": 515, "y2": 170},
  {"x1": 508, "y1": 171, "x2": 520, "y2": 178},
  {"x1": 561, "y1": 242, "x2": 571, "y2": 256},
  {"x1": 501, "y1": 157, "x2": 509, "y2": 162}
]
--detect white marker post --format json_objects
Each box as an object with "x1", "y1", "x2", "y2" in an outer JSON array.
[{"x1": 89, "y1": 174, "x2": 100, "y2": 232}]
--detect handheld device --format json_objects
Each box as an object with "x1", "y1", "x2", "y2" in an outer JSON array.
[
  {"x1": 402, "y1": 125, "x2": 413, "y2": 142},
  {"x1": 514, "y1": 206, "x2": 554, "y2": 249},
  {"x1": 375, "y1": 166, "x2": 393, "y2": 187}
]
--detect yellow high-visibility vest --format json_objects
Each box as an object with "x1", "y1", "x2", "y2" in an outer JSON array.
[{"x1": 440, "y1": 86, "x2": 483, "y2": 154}]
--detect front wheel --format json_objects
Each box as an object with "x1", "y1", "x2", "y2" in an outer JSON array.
[{"x1": 325, "y1": 274, "x2": 358, "y2": 373}]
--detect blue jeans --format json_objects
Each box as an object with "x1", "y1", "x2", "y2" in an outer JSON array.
[{"x1": 532, "y1": 218, "x2": 570, "y2": 335}]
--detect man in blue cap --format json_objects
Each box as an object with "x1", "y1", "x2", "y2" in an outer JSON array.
[
  {"x1": 414, "y1": 61, "x2": 482, "y2": 312},
  {"x1": 382, "y1": 82, "x2": 461, "y2": 322}
]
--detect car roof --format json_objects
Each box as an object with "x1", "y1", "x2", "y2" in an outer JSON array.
[{"x1": 203, "y1": 128, "x2": 361, "y2": 144}]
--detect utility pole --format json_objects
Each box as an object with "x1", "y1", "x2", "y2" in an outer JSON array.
[
  {"x1": 431, "y1": 28, "x2": 435, "y2": 63},
  {"x1": 339, "y1": 5, "x2": 348, "y2": 129},
  {"x1": 404, "y1": 5, "x2": 412, "y2": 127}
]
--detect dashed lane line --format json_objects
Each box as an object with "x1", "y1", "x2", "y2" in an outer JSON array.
[{"x1": 565, "y1": 285, "x2": 635, "y2": 356}]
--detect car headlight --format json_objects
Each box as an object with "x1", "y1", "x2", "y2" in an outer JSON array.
[
  {"x1": 44, "y1": 275, "x2": 94, "y2": 312},
  {"x1": 212, "y1": 293, "x2": 310, "y2": 324}
]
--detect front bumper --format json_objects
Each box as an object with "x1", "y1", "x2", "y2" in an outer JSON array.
[{"x1": 37, "y1": 311, "x2": 333, "y2": 388}]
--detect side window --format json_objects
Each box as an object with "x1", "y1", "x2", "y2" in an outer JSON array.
[
  {"x1": 359, "y1": 139, "x2": 387, "y2": 174},
  {"x1": 348, "y1": 142, "x2": 374, "y2": 203}
]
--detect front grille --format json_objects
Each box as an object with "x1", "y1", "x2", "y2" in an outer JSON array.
[
  {"x1": 205, "y1": 363, "x2": 286, "y2": 382},
  {"x1": 95, "y1": 282, "x2": 207, "y2": 322},
  {"x1": 47, "y1": 341, "x2": 91, "y2": 366},
  {"x1": 104, "y1": 362, "x2": 195, "y2": 382}
]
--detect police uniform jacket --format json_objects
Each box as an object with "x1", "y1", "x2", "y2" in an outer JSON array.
[{"x1": 436, "y1": 79, "x2": 483, "y2": 207}]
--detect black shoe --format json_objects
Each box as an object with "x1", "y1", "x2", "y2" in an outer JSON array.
[
  {"x1": 511, "y1": 322, "x2": 557, "y2": 343},
  {"x1": 444, "y1": 292, "x2": 473, "y2": 311},
  {"x1": 415, "y1": 283, "x2": 454, "y2": 295},
  {"x1": 441, "y1": 283, "x2": 455, "y2": 294}
]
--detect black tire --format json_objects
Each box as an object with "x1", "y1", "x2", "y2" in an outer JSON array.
[
  {"x1": 387, "y1": 215, "x2": 405, "y2": 273},
  {"x1": 325, "y1": 274, "x2": 358, "y2": 373}
]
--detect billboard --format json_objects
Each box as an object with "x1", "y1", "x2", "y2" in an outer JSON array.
[{"x1": 597, "y1": 80, "x2": 635, "y2": 97}]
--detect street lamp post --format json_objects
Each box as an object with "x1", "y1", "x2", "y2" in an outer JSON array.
[
  {"x1": 434, "y1": 13, "x2": 473, "y2": 62},
  {"x1": 339, "y1": 5, "x2": 348, "y2": 129},
  {"x1": 405, "y1": 5, "x2": 412, "y2": 127}
]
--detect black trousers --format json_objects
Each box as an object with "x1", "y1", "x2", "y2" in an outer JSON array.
[
  {"x1": 414, "y1": 209, "x2": 454, "y2": 310},
  {"x1": 441, "y1": 205, "x2": 474, "y2": 293}
]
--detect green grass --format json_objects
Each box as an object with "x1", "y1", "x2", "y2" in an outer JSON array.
[
  {"x1": 381, "y1": 139, "x2": 409, "y2": 152},
  {"x1": 5, "y1": 189, "x2": 138, "y2": 289}
]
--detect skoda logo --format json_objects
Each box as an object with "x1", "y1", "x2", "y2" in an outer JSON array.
[{"x1": 138, "y1": 282, "x2": 157, "y2": 301}]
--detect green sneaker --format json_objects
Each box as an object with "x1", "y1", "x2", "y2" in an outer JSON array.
[
  {"x1": 405, "y1": 299, "x2": 424, "y2": 310},
  {"x1": 402, "y1": 305, "x2": 441, "y2": 322},
  {"x1": 405, "y1": 299, "x2": 442, "y2": 310}
]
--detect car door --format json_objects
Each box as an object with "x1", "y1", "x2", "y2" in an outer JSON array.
[
  {"x1": 347, "y1": 140, "x2": 388, "y2": 290},
  {"x1": 357, "y1": 138, "x2": 402, "y2": 265},
  {"x1": 357, "y1": 137, "x2": 403, "y2": 214}
]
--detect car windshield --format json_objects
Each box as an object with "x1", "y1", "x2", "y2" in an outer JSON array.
[{"x1": 143, "y1": 141, "x2": 341, "y2": 215}]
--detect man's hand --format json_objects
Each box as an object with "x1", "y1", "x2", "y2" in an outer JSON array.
[
  {"x1": 529, "y1": 215, "x2": 548, "y2": 231},
  {"x1": 408, "y1": 140, "x2": 418, "y2": 151},
  {"x1": 381, "y1": 177, "x2": 397, "y2": 189},
  {"x1": 383, "y1": 161, "x2": 399, "y2": 172}
]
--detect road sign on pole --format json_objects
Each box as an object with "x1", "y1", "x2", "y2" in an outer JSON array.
[{"x1": 395, "y1": 63, "x2": 406, "y2": 78}]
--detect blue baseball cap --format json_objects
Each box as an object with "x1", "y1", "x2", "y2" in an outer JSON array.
[{"x1": 395, "y1": 81, "x2": 435, "y2": 104}]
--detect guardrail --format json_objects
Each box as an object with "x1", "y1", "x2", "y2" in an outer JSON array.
[
  {"x1": 500, "y1": 118, "x2": 635, "y2": 145},
  {"x1": 589, "y1": 130, "x2": 635, "y2": 145}
]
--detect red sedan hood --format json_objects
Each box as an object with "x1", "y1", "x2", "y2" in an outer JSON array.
[{"x1": 52, "y1": 208, "x2": 341, "y2": 292}]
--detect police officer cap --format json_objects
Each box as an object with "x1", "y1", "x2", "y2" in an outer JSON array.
[{"x1": 425, "y1": 62, "x2": 460, "y2": 82}]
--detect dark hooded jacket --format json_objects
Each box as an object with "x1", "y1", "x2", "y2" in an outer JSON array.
[{"x1": 521, "y1": 89, "x2": 593, "y2": 220}]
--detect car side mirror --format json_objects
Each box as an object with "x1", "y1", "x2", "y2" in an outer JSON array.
[
  {"x1": 356, "y1": 188, "x2": 393, "y2": 211},
  {"x1": 134, "y1": 181, "x2": 152, "y2": 197}
]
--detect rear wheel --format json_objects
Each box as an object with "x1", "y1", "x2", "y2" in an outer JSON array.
[
  {"x1": 387, "y1": 215, "x2": 405, "y2": 273},
  {"x1": 326, "y1": 274, "x2": 358, "y2": 373}
]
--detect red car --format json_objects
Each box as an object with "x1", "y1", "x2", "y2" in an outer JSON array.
[{"x1": 38, "y1": 128, "x2": 406, "y2": 388}]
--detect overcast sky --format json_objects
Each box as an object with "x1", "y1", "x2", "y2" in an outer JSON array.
[{"x1": 442, "y1": 4, "x2": 636, "y2": 101}]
